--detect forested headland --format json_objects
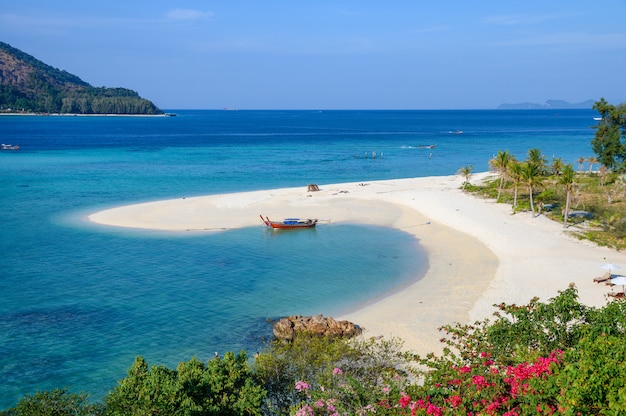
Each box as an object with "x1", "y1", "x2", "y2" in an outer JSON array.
[{"x1": 0, "y1": 41, "x2": 163, "y2": 115}]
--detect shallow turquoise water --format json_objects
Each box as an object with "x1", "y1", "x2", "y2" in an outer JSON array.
[{"x1": 0, "y1": 109, "x2": 597, "y2": 406}]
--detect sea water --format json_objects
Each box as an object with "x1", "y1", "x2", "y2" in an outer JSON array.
[{"x1": 0, "y1": 109, "x2": 597, "y2": 407}]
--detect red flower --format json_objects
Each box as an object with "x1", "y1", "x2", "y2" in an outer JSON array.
[
  {"x1": 471, "y1": 375, "x2": 489, "y2": 389},
  {"x1": 447, "y1": 395, "x2": 462, "y2": 408},
  {"x1": 399, "y1": 394, "x2": 412, "y2": 408}
]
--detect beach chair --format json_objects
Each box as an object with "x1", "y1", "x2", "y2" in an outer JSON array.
[{"x1": 594, "y1": 272, "x2": 612, "y2": 283}]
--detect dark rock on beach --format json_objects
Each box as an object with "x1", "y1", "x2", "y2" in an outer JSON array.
[{"x1": 273, "y1": 314, "x2": 362, "y2": 342}]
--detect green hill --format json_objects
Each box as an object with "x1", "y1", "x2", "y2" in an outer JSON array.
[{"x1": 0, "y1": 41, "x2": 163, "y2": 115}]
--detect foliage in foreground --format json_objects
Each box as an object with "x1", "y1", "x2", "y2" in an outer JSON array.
[
  {"x1": 0, "y1": 388, "x2": 104, "y2": 416},
  {"x1": 4, "y1": 287, "x2": 626, "y2": 415},
  {"x1": 104, "y1": 351, "x2": 265, "y2": 416}
]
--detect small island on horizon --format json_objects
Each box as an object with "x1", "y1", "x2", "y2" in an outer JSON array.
[
  {"x1": 497, "y1": 99, "x2": 595, "y2": 110},
  {"x1": 0, "y1": 41, "x2": 163, "y2": 115}
]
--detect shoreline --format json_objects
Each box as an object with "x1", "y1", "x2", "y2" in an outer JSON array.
[
  {"x1": 0, "y1": 112, "x2": 169, "y2": 117},
  {"x1": 88, "y1": 173, "x2": 622, "y2": 356}
]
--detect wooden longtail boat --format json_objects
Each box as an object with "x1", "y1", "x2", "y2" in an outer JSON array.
[{"x1": 260, "y1": 215, "x2": 317, "y2": 229}]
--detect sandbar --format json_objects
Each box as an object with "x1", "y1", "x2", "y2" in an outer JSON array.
[{"x1": 88, "y1": 173, "x2": 622, "y2": 356}]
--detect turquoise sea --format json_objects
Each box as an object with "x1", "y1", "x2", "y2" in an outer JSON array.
[{"x1": 0, "y1": 109, "x2": 597, "y2": 407}]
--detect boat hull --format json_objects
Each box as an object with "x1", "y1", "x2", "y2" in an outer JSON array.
[
  {"x1": 261, "y1": 215, "x2": 317, "y2": 229},
  {"x1": 269, "y1": 221, "x2": 316, "y2": 229}
]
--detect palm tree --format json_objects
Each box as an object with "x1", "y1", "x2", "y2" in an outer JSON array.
[
  {"x1": 559, "y1": 164, "x2": 576, "y2": 228},
  {"x1": 509, "y1": 161, "x2": 523, "y2": 211},
  {"x1": 551, "y1": 157, "x2": 564, "y2": 176},
  {"x1": 527, "y1": 148, "x2": 547, "y2": 174},
  {"x1": 520, "y1": 161, "x2": 543, "y2": 216},
  {"x1": 489, "y1": 150, "x2": 512, "y2": 202},
  {"x1": 588, "y1": 157, "x2": 599, "y2": 173},
  {"x1": 457, "y1": 165, "x2": 473, "y2": 189},
  {"x1": 599, "y1": 165, "x2": 609, "y2": 186},
  {"x1": 577, "y1": 157, "x2": 586, "y2": 172}
]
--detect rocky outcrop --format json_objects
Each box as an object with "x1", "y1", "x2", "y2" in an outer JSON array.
[{"x1": 273, "y1": 314, "x2": 362, "y2": 342}]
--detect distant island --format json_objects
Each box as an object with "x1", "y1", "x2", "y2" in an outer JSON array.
[
  {"x1": 497, "y1": 99, "x2": 595, "y2": 110},
  {"x1": 0, "y1": 41, "x2": 163, "y2": 115}
]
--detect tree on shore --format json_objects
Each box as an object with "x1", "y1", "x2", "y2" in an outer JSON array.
[
  {"x1": 457, "y1": 165, "x2": 473, "y2": 189},
  {"x1": 551, "y1": 157, "x2": 564, "y2": 176},
  {"x1": 520, "y1": 160, "x2": 542, "y2": 216},
  {"x1": 591, "y1": 98, "x2": 626, "y2": 171},
  {"x1": 489, "y1": 150, "x2": 512, "y2": 202},
  {"x1": 527, "y1": 148, "x2": 547, "y2": 174},
  {"x1": 509, "y1": 160, "x2": 523, "y2": 211},
  {"x1": 559, "y1": 164, "x2": 576, "y2": 228}
]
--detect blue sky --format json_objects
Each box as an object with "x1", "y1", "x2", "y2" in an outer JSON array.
[{"x1": 1, "y1": 1, "x2": 625, "y2": 110}]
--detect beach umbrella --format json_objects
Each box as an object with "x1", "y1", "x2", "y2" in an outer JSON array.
[
  {"x1": 600, "y1": 263, "x2": 621, "y2": 272},
  {"x1": 609, "y1": 276, "x2": 626, "y2": 296},
  {"x1": 609, "y1": 275, "x2": 626, "y2": 293}
]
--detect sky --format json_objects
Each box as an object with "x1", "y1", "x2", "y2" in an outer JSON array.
[{"x1": 1, "y1": 1, "x2": 625, "y2": 110}]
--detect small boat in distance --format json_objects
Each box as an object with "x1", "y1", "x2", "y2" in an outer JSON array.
[
  {"x1": 261, "y1": 215, "x2": 317, "y2": 229},
  {"x1": 1, "y1": 144, "x2": 19, "y2": 150},
  {"x1": 450, "y1": 130, "x2": 463, "y2": 135},
  {"x1": 593, "y1": 117, "x2": 602, "y2": 121},
  {"x1": 417, "y1": 144, "x2": 436, "y2": 149}
]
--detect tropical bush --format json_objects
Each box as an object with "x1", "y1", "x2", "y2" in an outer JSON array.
[
  {"x1": 4, "y1": 286, "x2": 626, "y2": 415},
  {"x1": 286, "y1": 286, "x2": 626, "y2": 415},
  {"x1": 0, "y1": 388, "x2": 104, "y2": 416},
  {"x1": 104, "y1": 352, "x2": 266, "y2": 416},
  {"x1": 255, "y1": 333, "x2": 414, "y2": 415}
]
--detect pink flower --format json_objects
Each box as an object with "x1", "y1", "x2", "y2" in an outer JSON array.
[
  {"x1": 332, "y1": 367, "x2": 343, "y2": 375},
  {"x1": 459, "y1": 366, "x2": 471, "y2": 373},
  {"x1": 382, "y1": 386, "x2": 390, "y2": 393},
  {"x1": 471, "y1": 375, "x2": 489, "y2": 389},
  {"x1": 426, "y1": 403, "x2": 442, "y2": 415},
  {"x1": 399, "y1": 393, "x2": 412, "y2": 408},
  {"x1": 295, "y1": 381, "x2": 310, "y2": 391},
  {"x1": 448, "y1": 395, "x2": 462, "y2": 408},
  {"x1": 295, "y1": 405, "x2": 314, "y2": 416},
  {"x1": 448, "y1": 378, "x2": 462, "y2": 385}
]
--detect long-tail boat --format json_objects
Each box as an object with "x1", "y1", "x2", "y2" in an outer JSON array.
[{"x1": 260, "y1": 215, "x2": 317, "y2": 229}]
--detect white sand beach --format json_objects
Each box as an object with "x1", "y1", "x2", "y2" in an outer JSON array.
[{"x1": 88, "y1": 173, "x2": 625, "y2": 356}]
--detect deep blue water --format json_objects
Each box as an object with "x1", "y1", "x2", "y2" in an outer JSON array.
[{"x1": 0, "y1": 109, "x2": 597, "y2": 407}]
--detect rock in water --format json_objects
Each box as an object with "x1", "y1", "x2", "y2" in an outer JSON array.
[{"x1": 273, "y1": 314, "x2": 362, "y2": 342}]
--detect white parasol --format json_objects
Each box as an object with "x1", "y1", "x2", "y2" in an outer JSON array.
[
  {"x1": 609, "y1": 275, "x2": 626, "y2": 294},
  {"x1": 601, "y1": 263, "x2": 621, "y2": 271}
]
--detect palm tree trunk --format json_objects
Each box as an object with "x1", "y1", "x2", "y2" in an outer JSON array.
[
  {"x1": 513, "y1": 184, "x2": 518, "y2": 210},
  {"x1": 528, "y1": 183, "x2": 535, "y2": 215},
  {"x1": 497, "y1": 176, "x2": 503, "y2": 201},
  {"x1": 563, "y1": 190, "x2": 571, "y2": 228}
]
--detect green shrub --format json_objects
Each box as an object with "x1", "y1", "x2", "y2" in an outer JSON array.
[{"x1": 0, "y1": 388, "x2": 104, "y2": 416}]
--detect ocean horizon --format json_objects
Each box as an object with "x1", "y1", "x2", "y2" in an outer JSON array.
[{"x1": 0, "y1": 109, "x2": 598, "y2": 407}]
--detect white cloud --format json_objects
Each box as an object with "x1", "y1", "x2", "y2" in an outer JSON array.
[
  {"x1": 483, "y1": 13, "x2": 572, "y2": 26},
  {"x1": 165, "y1": 9, "x2": 214, "y2": 21},
  {"x1": 489, "y1": 32, "x2": 626, "y2": 48}
]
